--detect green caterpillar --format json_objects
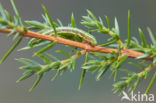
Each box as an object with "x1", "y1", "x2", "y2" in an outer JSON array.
[
  {"x1": 49, "y1": 27, "x2": 97, "y2": 46},
  {"x1": 28, "y1": 27, "x2": 97, "y2": 47}
]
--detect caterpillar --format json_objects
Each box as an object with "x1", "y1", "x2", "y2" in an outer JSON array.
[{"x1": 49, "y1": 27, "x2": 97, "y2": 46}]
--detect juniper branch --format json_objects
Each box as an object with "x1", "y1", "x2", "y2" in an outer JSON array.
[
  {"x1": 0, "y1": 28, "x2": 153, "y2": 61},
  {"x1": 0, "y1": 0, "x2": 156, "y2": 95}
]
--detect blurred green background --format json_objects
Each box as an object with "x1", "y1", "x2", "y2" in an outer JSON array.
[{"x1": 0, "y1": 0, "x2": 156, "y2": 103}]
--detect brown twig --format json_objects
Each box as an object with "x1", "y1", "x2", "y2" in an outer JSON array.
[{"x1": 0, "y1": 29, "x2": 153, "y2": 61}]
